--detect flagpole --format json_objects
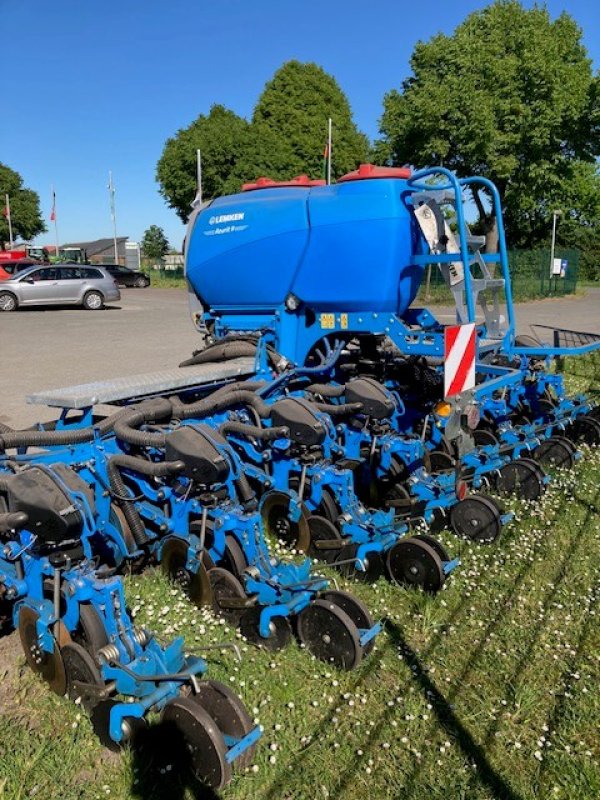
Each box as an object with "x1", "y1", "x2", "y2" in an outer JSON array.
[
  {"x1": 196, "y1": 149, "x2": 202, "y2": 205},
  {"x1": 5, "y1": 194, "x2": 13, "y2": 249},
  {"x1": 327, "y1": 118, "x2": 332, "y2": 185},
  {"x1": 108, "y1": 171, "x2": 118, "y2": 265},
  {"x1": 51, "y1": 185, "x2": 60, "y2": 260}
]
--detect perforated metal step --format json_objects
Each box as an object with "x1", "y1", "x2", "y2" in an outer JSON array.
[{"x1": 26, "y1": 357, "x2": 255, "y2": 409}]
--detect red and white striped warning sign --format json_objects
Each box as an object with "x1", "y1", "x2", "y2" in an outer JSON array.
[{"x1": 444, "y1": 323, "x2": 476, "y2": 398}]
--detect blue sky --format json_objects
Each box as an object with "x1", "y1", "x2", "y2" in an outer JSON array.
[{"x1": 1, "y1": 0, "x2": 598, "y2": 250}]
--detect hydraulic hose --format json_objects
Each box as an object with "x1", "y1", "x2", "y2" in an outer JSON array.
[
  {"x1": 0, "y1": 406, "x2": 133, "y2": 451},
  {"x1": 0, "y1": 511, "x2": 29, "y2": 533},
  {"x1": 173, "y1": 388, "x2": 271, "y2": 421},
  {"x1": 107, "y1": 454, "x2": 184, "y2": 547},
  {"x1": 305, "y1": 384, "x2": 345, "y2": 398},
  {"x1": 312, "y1": 402, "x2": 363, "y2": 417},
  {"x1": 179, "y1": 335, "x2": 285, "y2": 371},
  {"x1": 219, "y1": 421, "x2": 289, "y2": 441},
  {"x1": 113, "y1": 398, "x2": 173, "y2": 448}
]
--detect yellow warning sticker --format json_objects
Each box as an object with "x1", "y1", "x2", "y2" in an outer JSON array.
[
  {"x1": 340, "y1": 313, "x2": 348, "y2": 329},
  {"x1": 320, "y1": 313, "x2": 335, "y2": 329}
]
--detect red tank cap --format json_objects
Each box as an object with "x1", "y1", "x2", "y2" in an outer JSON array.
[
  {"x1": 337, "y1": 163, "x2": 412, "y2": 182},
  {"x1": 241, "y1": 174, "x2": 326, "y2": 192}
]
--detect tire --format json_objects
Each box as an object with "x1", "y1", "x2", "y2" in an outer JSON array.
[
  {"x1": 0, "y1": 291, "x2": 18, "y2": 312},
  {"x1": 133, "y1": 276, "x2": 147, "y2": 288},
  {"x1": 82, "y1": 290, "x2": 104, "y2": 310}
]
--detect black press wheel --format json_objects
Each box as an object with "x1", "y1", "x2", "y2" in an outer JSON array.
[
  {"x1": 385, "y1": 537, "x2": 445, "y2": 592},
  {"x1": 221, "y1": 535, "x2": 248, "y2": 580},
  {"x1": 569, "y1": 415, "x2": 600, "y2": 447},
  {"x1": 62, "y1": 641, "x2": 105, "y2": 709},
  {"x1": 496, "y1": 457, "x2": 546, "y2": 501},
  {"x1": 473, "y1": 429, "x2": 499, "y2": 448},
  {"x1": 261, "y1": 490, "x2": 311, "y2": 551},
  {"x1": 82, "y1": 290, "x2": 104, "y2": 310},
  {"x1": 0, "y1": 291, "x2": 18, "y2": 312},
  {"x1": 533, "y1": 436, "x2": 575, "y2": 470},
  {"x1": 450, "y1": 495, "x2": 502, "y2": 543},
  {"x1": 307, "y1": 515, "x2": 344, "y2": 564},
  {"x1": 319, "y1": 590, "x2": 376, "y2": 656},
  {"x1": 589, "y1": 406, "x2": 600, "y2": 422},
  {"x1": 207, "y1": 567, "x2": 247, "y2": 627},
  {"x1": 412, "y1": 533, "x2": 451, "y2": 563},
  {"x1": 161, "y1": 696, "x2": 232, "y2": 789},
  {"x1": 239, "y1": 606, "x2": 292, "y2": 651},
  {"x1": 161, "y1": 537, "x2": 212, "y2": 607},
  {"x1": 428, "y1": 450, "x2": 455, "y2": 474},
  {"x1": 18, "y1": 606, "x2": 66, "y2": 695},
  {"x1": 90, "y1": 697, "x2": 148, "y2": 752},
  {"x1": 191, "y1": 679, "x2": 257, "y2": 770},
  {"x1": 296, "y1": 599, "x2": 363, "y2": 670}
]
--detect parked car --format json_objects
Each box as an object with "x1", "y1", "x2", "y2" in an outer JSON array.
[
  {"x1": 0, "y1": 264, "x2": 120, "y2": 311},
  {"x1": 100, "y1": 264, "x2": 150, "y2": 288},
  {"x1": 0, "y1": 259, "x2": 40, "y2": 279}
]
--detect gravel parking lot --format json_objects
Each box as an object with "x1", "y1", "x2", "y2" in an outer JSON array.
[{"x1": 1, "y1": 286, "x2": 598, "y2": 429}]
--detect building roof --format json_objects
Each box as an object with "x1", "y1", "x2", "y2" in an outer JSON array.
[{"x1": 62, "y1": 237, "x2": 128, "y2": 257}]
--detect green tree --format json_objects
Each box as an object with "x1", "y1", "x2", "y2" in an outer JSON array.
[
  {"x1": 0, "y1": 163, "x2": 46, "y2": 248},
  {"x1": 555, "y1": 161, "x2": 600, "y2": 280},
  {"x1": 233, "y1": 60, "x2": 369, "y2": 185},
  {"x1": 141, "y1": 225, "x2": 169, "y2": 264},
  {"x1": 156, "y1": 104, "x2": 249, "y2": 222},
  {"x1": 377, "y1": 1, "x2": 598, "y2": 250}
]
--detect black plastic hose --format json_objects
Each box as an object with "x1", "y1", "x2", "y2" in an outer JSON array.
[
  {"x1": 113, "y1": 398, "x2": 173, "y2": 448},
  {"x1": 312, "y1": 402, "x2": 363, "y2": 417},
  {"x1": 305, "y1": 383, "x2": 345, "y2": 398},
  {"x1": 219, "y1": 421, "x2": 289, "y2": 441},
  {"x1": 174, "y1": 388, "x2": 271, "y2": 421},
  {"x1": 107, "y1": 454, "x2": 184, "y2": 547}
]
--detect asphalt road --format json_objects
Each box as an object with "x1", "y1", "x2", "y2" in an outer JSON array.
[{"x1": 1, "y1": 286, "x2": 598, "y2": 428}]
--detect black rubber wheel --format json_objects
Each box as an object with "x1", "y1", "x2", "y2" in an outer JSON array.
[
  {"x1": 239, "y1": 606, "x2": 292, "y2": 651},
  {"x1": 473, "y1": 429, "x2": 499, "y2": 448},
  {"x1": 91, "y1": 697, "x2": 148, "y2": 752},
  {"x1": 385, "y1": 537, "x2": 445, "y2": 592},
  {"x1": 335, "y1": 542, "x2": 384, "y2": 582},
  {"x1": 319, "y1": 590, "x2": 376, "y2": 656},
  {"x1": 412, "y1": 533, "x2": 451, "y2": 563},
  {"x1": 208, "y1": 568, "x2": 247, "y2": 626},
  {"x1": 161, "y1": 696, "x2": 232, "y2": 789},
  {"x1": 261, "y1": 490, "x2": 311, "y2": 551},
  {"x1": 221, "y1": 535, "x2": 248, "y2": 579},
  {"x1": 428, "y1": 450, "x2": 454, "y2": 474},
  {"x1": 133, "y1": 275, "x2": 147, "y2": 288},
  {"x1": 533, "y1": 436, "x2": 575, "y2": 470},
  {"x1": 296, "y1": 599, "x2": 362, "y2": 670},
  {"x1": 589, "y1": 406, "x2": 600, "y2": 422},
  {"x1": 82, "y1": 290, "x2": 104, "y2": 310},
  {"x1": 496, "y1": 458, "x2": 546, "y2": 501},
  {"x1": 191, "y1": 679, "x2": 256, "y2": 770},
  {"x1": 569, "y1": 415, "x2": 600, "y2": 447},
  {"x1": 0, "y1": 291, "x2": 18, "y2": 312},
  {"x1": 74, "y1": 603, "x2": 110, "y2": 656},
  {"x1": 384, "y1": 482, "x2": 413, "y2": 517},
  {"x1": 18, "y1": 606, "x2": 66, "y2": 695},
  {"x1": 62, "y1": 641, "x2": 104, "y2": 709},
  {"x1": 307, "y1": 515, "x2": 343, "y2": 564},
  {"x1": 316, "y1": 487, "x2": 340, "y2": 524},
  {"x1": 450, "y1": 495, "x2": 502, "y2": 542},
  {"x1": 162, "y1": 537, "x2": 212, "y2": 607}
]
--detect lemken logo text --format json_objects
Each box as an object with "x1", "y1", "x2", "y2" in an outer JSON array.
[{"x1": 208, "y1": 212, "x2": 245, "y2": 225}]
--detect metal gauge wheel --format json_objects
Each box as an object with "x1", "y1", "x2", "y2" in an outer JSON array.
[
  {"x1": 221, "y1": 535, "x2": 249, "y2": 579},
  {"x1": 412, "y1": 533, "x2": 451, "y2": 563},
  {"x1": 18, "y1": 606, "x2": 66, "y2": 695},
  {"x1": 533, "y1": 436, "x2": 575, "y2": 470},
  {"x1": 496, "y1": 458, "x2": 546, "y2": 501},
  {"x1": 385, "y1": 537, "x2": 446, "y2": 592},
  {"x1": 319, "y1": 590, "x2": 377, "y2": 656},
  {"x1": 207, "y1": 568, "x2": 247, "y2": 626},
  {"x1": 161, "y1": 696, "x2": 232, "y2": 789},
  {"x1": 239, "y1": 606, "x2": 292, "y2": 652},
  {"x1": 191, "y1": 679, "x2": 257, "y2": 770},
  {"x1": 296, "y1": 599, "x2": 363, "y2": 670},
  {"x1": 62, "y1": 641, "x2": 104, "y2": 709},
  {"x1": 450, "y1": 495, "x2": 503, "y2": 543},
  {"x1": 261, "y1": 490, "x2": 311, "y2": 551},
  {"x1": 161, "y1": 537, "x2": 212, "y2": 607}
]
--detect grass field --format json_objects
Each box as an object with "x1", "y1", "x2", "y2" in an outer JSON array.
[{"x1": 0, "y1": 357, "x2": 598, "y2": 800}]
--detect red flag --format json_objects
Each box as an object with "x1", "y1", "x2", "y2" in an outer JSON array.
[
  {"x1": 50, "y1": 189, "x2": 56, "y2": 222},
  {"x1": 1, "y1": 205, "x2": 9, "y2": 218}
]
